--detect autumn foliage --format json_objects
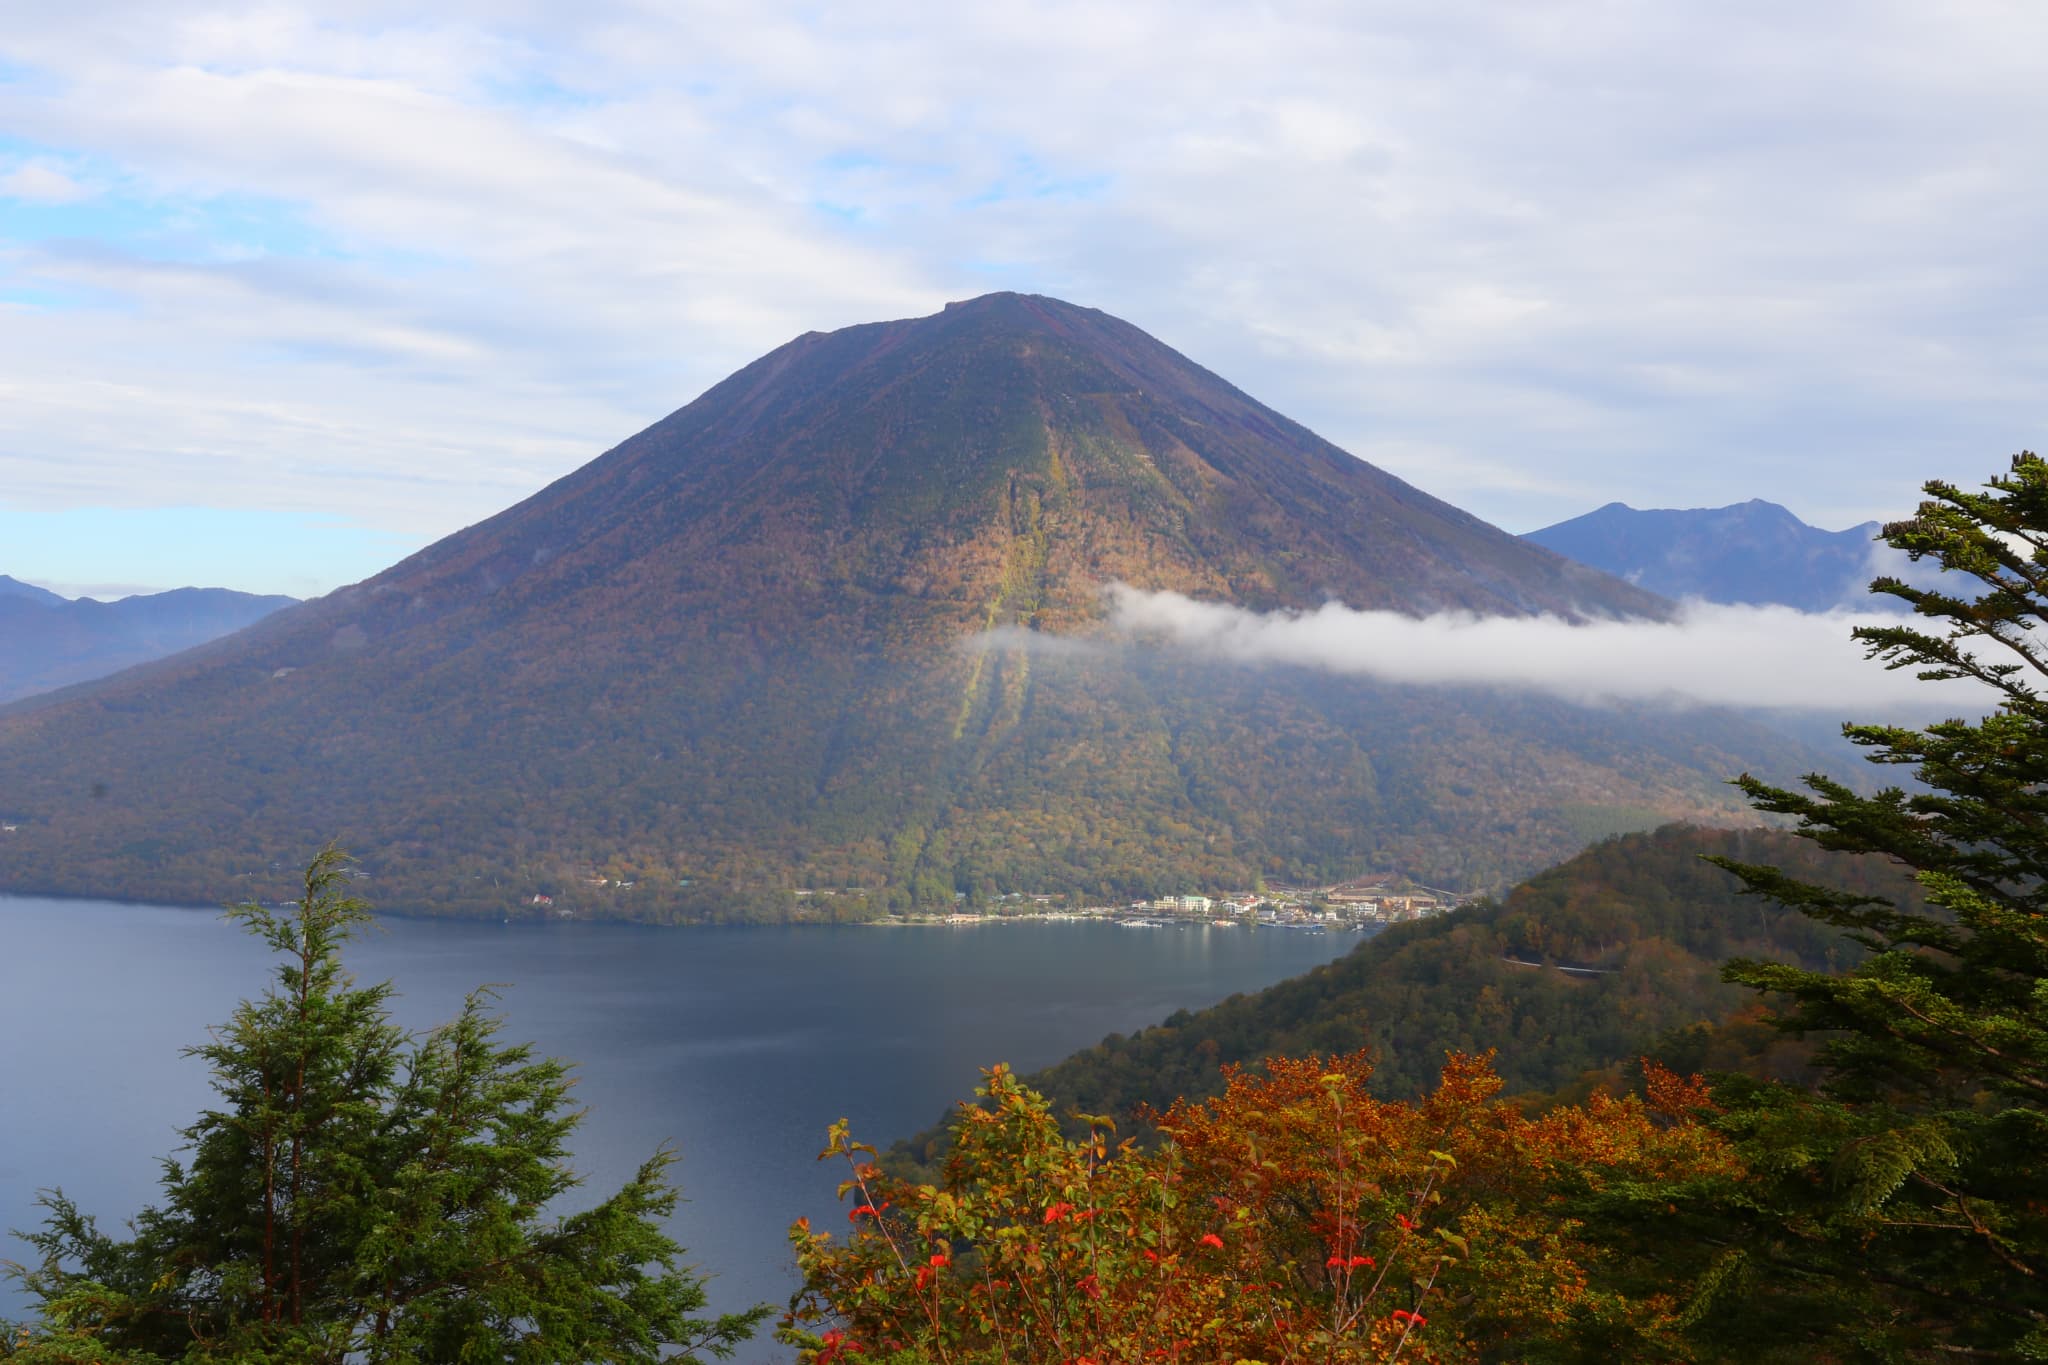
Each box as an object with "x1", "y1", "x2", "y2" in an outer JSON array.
[{"x1": 783, "y1": 1052, "x2": 1734, "y2": 1363}]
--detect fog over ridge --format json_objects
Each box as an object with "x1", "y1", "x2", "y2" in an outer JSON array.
[{"x1": 975, "y1": 585, "x2": 1997, "y2": 719}]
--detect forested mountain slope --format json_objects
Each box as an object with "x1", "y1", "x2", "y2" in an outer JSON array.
[
  {"x1": 890, "y1": 824, "x2": 1918, "y2": 1169},
  {"x1": 0, "y1": 296, "x2": 1810, "y2": 915}
]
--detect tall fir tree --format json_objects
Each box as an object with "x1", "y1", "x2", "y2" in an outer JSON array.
[
  {"x1": 4, "y1": 846, "x2": 767, "y2": 1363},
  {"x1": 1698, "y1": 453, "x2": 2048, "y2": 1357}
]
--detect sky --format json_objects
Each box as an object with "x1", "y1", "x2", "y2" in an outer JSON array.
[{"x1": 2, "y1": 2, "x2": 2044, "y2": 598}]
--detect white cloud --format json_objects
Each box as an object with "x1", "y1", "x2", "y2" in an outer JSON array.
[
  {"x1": 0, "y1": 161, "x2": 90, "y2": 203},
  {"x1": 1093, "y1": 585, "x2": 2001, "y2": 717}
]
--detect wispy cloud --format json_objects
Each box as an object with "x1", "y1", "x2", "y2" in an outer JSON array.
[
  {"x1": 0, "y1": 159, "x2": 89, "y2": 203},
  {"x1": 1080, "y1": 585, "x2": 1997, "y2": 717}
]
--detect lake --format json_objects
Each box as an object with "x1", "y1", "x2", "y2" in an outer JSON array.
[{"x1": 0, "y1": 897, "x2": 1362, "y2": 1356}]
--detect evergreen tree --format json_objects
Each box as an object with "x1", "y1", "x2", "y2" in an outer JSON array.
[
  {"x1": 1698, "y1": 453, "x2": 2048, "y2": 1356},
  {"x1": 4, "y1": 846, "x2": 767, "y2": 1363}
]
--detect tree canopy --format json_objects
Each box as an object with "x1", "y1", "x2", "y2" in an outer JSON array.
[
  {"x1": 1698, "y1": 452, "x2": 2048, "y2": 1356},
  {"x1": 785, "y1": 1053, "x2": 1739, "y2": 1364},
  {"x1": 3, "y1": 846, "x2": 767, "y2": 1363}
]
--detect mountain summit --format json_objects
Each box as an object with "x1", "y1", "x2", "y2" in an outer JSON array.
[
  {"x1": 1524, "y1": 498, "x2": 1882, "y2": 611},
  {"x1": 356, "y1": 291, "x2": 1660, "y2": 636},
  {"x1": 0, "y1": 295, "x2": 1785, "y2": 916}
]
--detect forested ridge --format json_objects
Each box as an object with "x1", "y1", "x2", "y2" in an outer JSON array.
[{"x1": 889, "y1": 822, "x2": 1911, "y2": 1171}]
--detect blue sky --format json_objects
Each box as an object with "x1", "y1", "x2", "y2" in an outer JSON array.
[
  {"x1": 0, "y1": 505, "x2": 411, "y2": 600},
  {"x1": 2, "y1": 2, "x2": 2044, "y2": 597}
]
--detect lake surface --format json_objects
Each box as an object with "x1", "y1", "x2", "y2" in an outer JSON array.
[{"x1": 0, "y1": 897, "x2": 1361, "y2": 1356}]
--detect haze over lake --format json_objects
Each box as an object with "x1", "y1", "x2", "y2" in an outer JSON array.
[{"x1": 0, "y1": 897, "x2": 1360, "y2": 1354}]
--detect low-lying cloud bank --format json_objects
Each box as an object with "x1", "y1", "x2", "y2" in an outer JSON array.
[{"x1": 1066, "y1": 585, "x2": 1998, "y2": 716}]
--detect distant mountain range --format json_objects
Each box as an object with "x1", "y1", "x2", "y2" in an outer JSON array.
[
  {"x1": 0, "y1": 294, "x2": 1826, "y2": 917},
  {"x1": 1523, "y1": 499, "x2": 1884, "y2": 610},
  {"x1": 0, "y1": 577, "x2": 295, "y2": 704}
]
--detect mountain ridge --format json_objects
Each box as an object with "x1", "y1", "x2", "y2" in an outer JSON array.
[
  {"x1": 0, "y1": 581, "x2": 297, "y2": 705},
  {"x1": 1524, "y1": 498, "x2": 1882, "y2": 610},
  {"x1": 0, "y1": 574, "x2": 68, "y2": 607}
]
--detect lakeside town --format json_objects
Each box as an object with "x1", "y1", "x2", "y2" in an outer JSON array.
[
  {"x1": 514, "y1": 868, "x2": 1477, "y2": 926},
  {"x1": 851, "y1": 874, "x2": 1472, "y2": 930}
]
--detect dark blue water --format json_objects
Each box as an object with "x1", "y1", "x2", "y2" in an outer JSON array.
[{"x1": 0, "y1": 898, "x2": 1359, "y2": 1356}]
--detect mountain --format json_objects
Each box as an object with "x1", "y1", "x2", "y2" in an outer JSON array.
[
  {"x1": 1524, "y1": 499, "x2": 1882, "y2": 610},
  {"x1": 0, "y1": 294, "x2": 1814, "y2": 916},
  {"x1": 0, "y1": 574, "x2": 68, "y2": 607},
  {"x1": 0, "y1": 583, "x2": 297, "y2": 704},
  {"x1": 888, "y1": 824, "x2": 1915, "y2": 1174}
]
